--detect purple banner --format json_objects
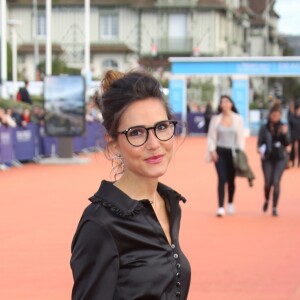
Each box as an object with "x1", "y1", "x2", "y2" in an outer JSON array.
[
  {"x1": 85, "y1": 122, "x2": 99, "y2": 148},
  {"x1": 1, "y1": 121, "x2": 106, "y2": 162},
  {"x1": 0, "y1": 127, "x2": 14, "y2": 164},
  {"x1": 39, "y1": 126, "x2": 58, "y2": 157},
  {"x1": 73, "y1": 136, "x2": 85, "y2": 153},
  {"x1": 94, "y1": 122, "x2": 106, "y2": 149},
  {"x1": 173, "y1": 113, "x2": 206, "y2": 134},
  {"x1": 187, "y1": 113, "x2": 206, "y2": 134},
  {"x1": 13, "y1": 123, "x2": 38, "y2": 161}
]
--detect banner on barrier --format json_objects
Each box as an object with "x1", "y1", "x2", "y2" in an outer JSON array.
[
  {"x1": 13, "y1": 123, "x2": 37, "y2": 161},
  {"x1": 0, "y1": 127, "x2": 14, "y2": 164}
]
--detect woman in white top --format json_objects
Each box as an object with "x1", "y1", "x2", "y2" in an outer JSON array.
[{"x1": 207, "y1": 95, "x2": 245, "y2": 217}]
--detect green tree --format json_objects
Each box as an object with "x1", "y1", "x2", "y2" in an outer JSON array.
[{"x1": 38, "y1": 58, "x2": 81, "y2": 77}]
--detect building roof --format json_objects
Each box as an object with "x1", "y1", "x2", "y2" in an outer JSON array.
[
  {"x1": 196, "y1": 0, "x2": 227, "y2": 9},
  {"x1": 18, "y1": 43, "x2": 64, "y2": 54},
  {"x1": 7, "y1": 0, "x2": 155, "y2": 7},
  {"x1": 90, "y1": 43, "x2": 134, "y2": 53},
  {"x1": 236, "y1": 5, "x2": 255, "y2": 17},
  {"x1": 17, "y1": 42, "x2": 134, "y2": 57},
  {"x1": 8, "y1": 0, "x2": 227, "y2": 9},
  {"x1": 249, "y1": 0, "x2": 279, "y2": 27}
]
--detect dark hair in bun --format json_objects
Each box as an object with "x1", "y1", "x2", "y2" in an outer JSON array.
[{"x1": 94, "y1": 70, "x2": 173, "y2": 139}]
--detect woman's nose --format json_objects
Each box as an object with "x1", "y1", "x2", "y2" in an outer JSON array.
[{"x1": 145, "y1": 129, "x2": 160, "y2": 149}]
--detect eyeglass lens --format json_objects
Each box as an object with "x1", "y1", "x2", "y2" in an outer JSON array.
[{"x1": 126, "y1": 120, "x2": 176, "y2": 146}]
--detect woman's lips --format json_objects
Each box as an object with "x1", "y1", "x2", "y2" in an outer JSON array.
[{"x1": 145, "y1": 155, "x2": 164, "y2": 164}]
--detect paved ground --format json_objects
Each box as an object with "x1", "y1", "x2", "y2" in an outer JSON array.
[{"x1": 1, "y1": 136, "x2": 299, "y2": 300}]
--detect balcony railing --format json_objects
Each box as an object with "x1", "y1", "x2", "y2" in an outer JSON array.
[
  {"x1": 156, "y1": 37, "x2": 193, "y2": 54},
  {"x1": 156, "y1": 0, "x2": 197, "y2": 7}
]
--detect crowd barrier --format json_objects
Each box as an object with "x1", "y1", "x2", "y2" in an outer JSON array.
[
  {"x1": 186, "y1": 113, "x2": 206, "y2": 133},
  {"x1": 0, "y1": 121, "x2": 106, "y2": 165},
  {"x1": 0, "y1": 112, "x2": 263, "y2": 165},
  {"x1": 0, "y1": 115, "x2": 206, "y2": 165}
]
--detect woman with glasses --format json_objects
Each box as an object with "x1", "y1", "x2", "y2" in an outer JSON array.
[
  {"x1": 71, "y1": 70, "x2": 191, "y2": 299},
  {"x1": 207, "y1": 95, "x2": 245, "y2": 217}
]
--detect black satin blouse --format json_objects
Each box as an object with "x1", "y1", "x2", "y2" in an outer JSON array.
[{"x1": 71, "y1": 180, "x2": 191, "y2": 300}]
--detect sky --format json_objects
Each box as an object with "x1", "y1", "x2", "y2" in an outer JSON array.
[{"x1": 275, "y1": 0, "x2": 300, "y2": 35}]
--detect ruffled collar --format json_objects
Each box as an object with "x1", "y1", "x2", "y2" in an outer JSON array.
[{"x1": 89, "y1": 180, "x2": 186, "y2": 218}]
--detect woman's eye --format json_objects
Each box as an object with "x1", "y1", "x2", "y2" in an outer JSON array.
[
  {"x1": 156, "y1": 122, "x2": 169, "y2": 131},
  {"x1": 128, "y1": 128, "x2": 145, "y2": 137}
]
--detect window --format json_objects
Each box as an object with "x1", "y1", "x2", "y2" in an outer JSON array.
[
  {"x1": 168, "y1": 14, "x2": 187, "y2": 38},
  {"x1": 102, "y1": 59, "x2": 118, "y2": 70},
  {"x1": 37, "y1": 11, "x2": 46, "y2": 38},
  {"x1": 101, "y1": 14, "x2": 119, "y2": 40}
]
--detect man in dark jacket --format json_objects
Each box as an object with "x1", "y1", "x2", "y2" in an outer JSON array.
[{"x1": 18, "y1": 81, "x2": 32, "y2": 105}]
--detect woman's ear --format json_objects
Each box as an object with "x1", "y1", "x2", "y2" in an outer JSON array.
[
  {"x1": 106, "y1": 133, "x2": 120, "y2": 154},
  {"x1": 105, "y1": 133, "x2": 113, "y2": 144}
]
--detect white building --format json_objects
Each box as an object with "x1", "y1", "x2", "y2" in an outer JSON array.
[
  {"x1": 5, "y1": 0, "x2": 282, "y2": 83},
  {"x1": 249, "y1": 0, "x2": 282, "y2": 56}
]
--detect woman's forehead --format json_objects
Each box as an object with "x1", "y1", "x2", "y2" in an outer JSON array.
[{"x1": 119, "y1": 98, "x2": 168, "y2": 127}]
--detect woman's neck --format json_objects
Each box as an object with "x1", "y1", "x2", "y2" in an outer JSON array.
[
  {"x1": 222, "y1": 110, "x2": 232, "y2": 116},
  {"x1": 114, "y1": 173, "x2": 158, "y2": 201}
]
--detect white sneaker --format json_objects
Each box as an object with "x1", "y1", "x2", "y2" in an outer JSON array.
[
  {"x1": 216, "y1": 207, "x2": 225, "y2": 217},
  {"x1": 227, "y1": 203, "x2": 235, "y2": 215}
]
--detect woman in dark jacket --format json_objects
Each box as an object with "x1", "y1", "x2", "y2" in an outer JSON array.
[
  {"x1": 70, "y1": 70, "x2": 191, "y2": 300},
  {"x1": 257, "y1": 103, "x2": 290, "y2": 217},
  {"x1": 289, "y1": 102, "x2": 300, "y2": 167}
]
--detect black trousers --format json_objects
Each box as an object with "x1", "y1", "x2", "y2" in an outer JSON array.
[
  {"x1": 215, "y1": 147, "x2": 236, "y2": 208},
  {"x1": 290, "y1": 139, "x2": 300, "y2": 164},
  {"x1": 262, "y1": 157, "x2": 287, "y2": 208}
]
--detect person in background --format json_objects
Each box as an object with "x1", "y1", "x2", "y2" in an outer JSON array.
[
  {"x1": 18, "y1": 80, "x2": 32, "y2": 105},
  {"x1": 21, "y1": 108, "x2": 31, "y2": 127},
  {"x1": 289, "y1": 101, "x2": 300, "y2": 167},
  {"x1": 0, "y1": 108, "x2": 16, "y2": 128},
  {"x1": 6, "y1": 108, "x2": 21, "y2": 127},
  {"x1": 85, "y1": 99, "x2": 102, "y2": 123},
  {"x1": 71, "y1": 70, "x2": 191, "y2": 299},
  {"x1": 257, "y1": 102, "x2": 290, "y2": 217},
  {"x1": 207, "y1": 95, "x2": 245, "y2": 217},
  {"x1": 287, "y1": 100, "x2": 295, "y2": 168},
  {"x1": 31, "y1": 106, "x2": 45, "y2": 126},
  {"x1": 204, "y1": 102, "x2": 213, "y2": 134}
]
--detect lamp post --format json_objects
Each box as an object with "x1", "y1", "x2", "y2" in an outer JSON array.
[
  {"x1": 33, "y1": 0, "x2": 40, "y2": 80},
  {"x1": 46, "y1": 0, "x2": 52, "y2": 75},
  {"x1": 263, "y1": 0, "x2": 276, "y2": 102},
  {"x1": 7, "y1": 19, "x2": 22, "y2": 98},
  {"x1": 0, "y1": 0, "x2": 7, "y2": 99},
  {"x1": 84, "y1": 0, "x2": 90, "y2": 79}
]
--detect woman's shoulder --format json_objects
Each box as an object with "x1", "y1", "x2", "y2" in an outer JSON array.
[
  {"x1": 232, "y1": 112, "x2": 242, "y2": 120},
  {"x1": 210, "y1": 113, "x2": 221, "y2": 124},
  {"x1": 158, "y1": 182, "x2": 187, "y2": 204}
]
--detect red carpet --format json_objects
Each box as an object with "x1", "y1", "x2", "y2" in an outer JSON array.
[{"x1": 1, "y1": 136, "x2": 299, "y2": 299}]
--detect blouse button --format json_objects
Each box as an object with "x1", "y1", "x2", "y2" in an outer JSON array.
[
  {"x1": 176, "y1": 281, "x2": 181, "y2": 287},
  {"x1": 176, "y1": 291, "x2": 181, "y2": 297},
  {"x1": 173, "y1": 253, "x2": 179, "y2": 259},
  {"x1": 171, "y1": 244, "x2": 176, "y2": 249},
  {"x1": 176, "y1": 263, "x2": 181, "y2": 269},
  {"x1": 176, "y1": 272, "x2": 181, "y2": 278}
]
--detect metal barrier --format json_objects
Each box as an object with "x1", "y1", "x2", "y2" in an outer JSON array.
[{"x1": 0, "y1": 121, "x2": 105, "y2": 166}]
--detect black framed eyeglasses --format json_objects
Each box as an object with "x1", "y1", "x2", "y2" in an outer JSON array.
[{"x1": 117, "y1": 120, "x2": 177, "y2": 147}]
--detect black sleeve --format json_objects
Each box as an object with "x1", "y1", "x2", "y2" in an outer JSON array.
[
  {"x1": 279, "y1": 128, "x2": 291, "y2": 147},
  {"x1": 257, "y1": 125, "x2": 265, "y2": 148},
  {"x1": 71, "y1": 221, "x2": 119, "y2": 300}
]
